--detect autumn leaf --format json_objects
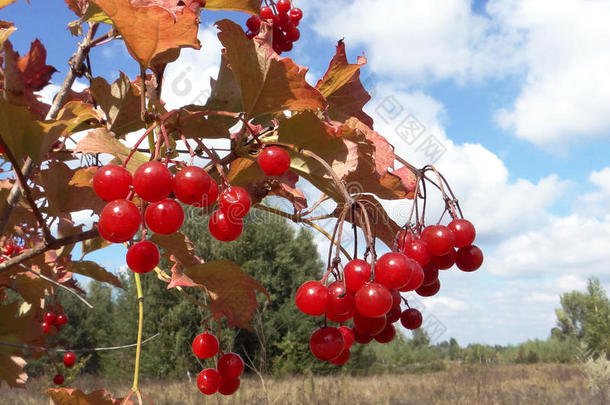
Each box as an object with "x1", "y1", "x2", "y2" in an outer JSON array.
[
  {"x1": 205, "y1": 0, "x2": 260, "y2": 14},
  {"x1": 64, "y1": 0, "x2": 88, "y2": 17},
  {"x1": 0, "y1": 0, "x2": 17, "y2": 10},
  {"x1": 0, "y1": 21, "x2": 16, "y2": 47},
  {"x1": 69, "y1": 166, "x2": 97, "y2": 188},
  {"x1": 90, "y1": 73, "x2": 144, "y2": 137},
  {"x1": 13, "y1": 273, "x2": 50, "y2": 303},
  {"x1": 15, "y1": 39, "x2": 57, "y2": 91},
  {"x1": 66, "y1": 261, "x2": 122, "y2": 288},
  {"x1": 92, "y1": 0, "x2": 201, "y2": 67},
  {"x1": 180, "y1": 260, "x2": 270, "y2": 329},
  {"x1": 74, "y1": 128, "x2": 149, "y2": 173},
  {"x1": 216, "y1": 19, "x2": 327, "y2": 119},
  {"x1": 0, "y1": 355, "x2": 27, "y2": 389},
  {"x1": 150, "y1": 232, "x2": 198, "y2": 267},
  {"x1": 46, "y1": 388, "x2": 131, "y2": 405},
  {"x1": 166, "y1": 105, "x2": 232, "y2": 140}
]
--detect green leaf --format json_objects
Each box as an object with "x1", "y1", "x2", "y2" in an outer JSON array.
[{"x1": 66, "y1": 261, "x2": 123, "y2": 288}]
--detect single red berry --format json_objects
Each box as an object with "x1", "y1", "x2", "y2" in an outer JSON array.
[
  {"x1": 455, "y1": 245, "x2": 483, "y2": 272},
  {"x1": 344, "y1": 259, "x2": 372, "y2": 293},
  {"x1": 338, "y1": 326, "x2": 355, "y2": 350},
  {"x1": 218, "y1": 376, "x2": 240, "y2": 395},
  {"x1": 416, "y1": 278, "x2": 441, "y2": 297},
  {"x1": 41, "y1": 321, "x2": 52, "y2": 333},
  {"x1": 330, "y1": 349, "x2": 350, "y2": 365},
  {"x1": 396, "y1": 230, "x2": 412, "y2": 252},
  {"x1": 386, "y1": 305, "x2": 402, "y2": 324},
  {"x1": 390, "y1": 289, "x2": 401, "y2": 308},
  {"x1": 352, "y1": 328, "x2": 373, "y2": 344},
  {"x1": 217, "y1": 352, "x2": 244, "y2": 378},
  {"x1": 258, "y1": 146, "x2": 290, "y2": 176},
  {"x1": 173, "y1": 166, "x2": 211, "y2": 205},
  {"x1": 56, "y1": 313, "x2": 68, "y2": 326},
  {"x1": 276, "y1": 0, "x2": 290, "y2": 14},
  {"x1": 374, "y1": 323, "x2": 396, "y2": 344},
  {"x1": 192, "y1": 333, "x2": 219, "y2": 359},
  {"x1": 374, "y1": 252, "x2": 413, "y2": 289},
  {"x1": 63, "y1": 352, "x2": 76, "y2": 368},
  {"x1": 98, "y1": 199, "x2": 141, "y2": 243},
  {"x1": 260, "y1": 6, "x2": 274, "y2": 20},
  {"x1": 53, "y1": 374, "x2": 65, "y2": 385},
  {"x1": 44, "y1": 311, "x2": 56, "y2": 325},
  {"x1": 289, "y1": 8, "x2": 303, "y2": 24},
  {"x1": 3, "y1": 243, "x2": 14, "y2": 256},
  {"x1": 432, "y1": 248, "x2": 457, "y2": 270},
  {"x1": 145, "y1": 198, "x2": 184, "y2": 234},
  {"x1": 218, "y1": 187, "x2": 251, "y2": 219},
  {"x1": 286, "y1": 26, "x2": 300, "y2": 42},
  {"x1": 354, "y1": 282, "x2": 392, "y2": 318},
  {"x1": 448, "y1": 219, "x2": 476, "y2": 248},
  {"x1": 93, "y1": 164, "x2": 132, "y2": 202},
  {"x1": 326, "y1": 281, "x2": 354, "y2": 317},
  {"x1": 197, "y1": 368, "x2": 221, "y2": 395},
  {"x1": 421, "y1": 225, "x2": 455, "y2": 256},
  {"x1": 295, "y1": 280, "x2": 328, "y2": 316},
  {"x1": 326, "y1": 308, "x2": 353, "y2": 323},
  {"x1": 309, "y1": 327, "x2": 345, "y2": 361},
  {"x1": 400, "y1": 308, "x2": 423, "y2": 329},
  {"x1": 353, "y1": 313, "x2": 386, "y2": 336},
  {"x1": 198, "y1": 180, "x2": 219, "y2": 207},
  {"x1": 401, "y1": 239, "x2": 431, "y2": 266},
  {"x1": 133, "y1": 161, "x2": 173, "y2": 203},
  {"x1": 246, "y1": 15, "x2": 261, "y2": 32},
  {"x1": 208, "y1": 210, "x2": 243, "y2": 242},
  {"x1": 126, "y1": 241, "x2": 159, "y2": 274},
  {"x1": 399, "y1": 261, "x2": 424, "y2": 292},
  {"x1": 422, "y1": 264, "x2": 439, "y2": 286}
]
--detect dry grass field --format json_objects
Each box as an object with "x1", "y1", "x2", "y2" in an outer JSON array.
[{"x1": 1, "y1": 363, "x2": 603, "y2": 405}]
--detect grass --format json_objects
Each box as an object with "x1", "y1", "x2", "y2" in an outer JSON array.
[{"x1": 1, "y1": 363, "x2": 600, "y2": 405}]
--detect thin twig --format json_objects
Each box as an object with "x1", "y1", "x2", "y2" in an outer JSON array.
[{"x1": 0, "y1": 333, "x2": 159, "y2": 353}]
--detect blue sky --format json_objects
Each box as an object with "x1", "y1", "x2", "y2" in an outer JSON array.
[{"x1": 3, "y1": 0, "x2": 610, "y2": 346}]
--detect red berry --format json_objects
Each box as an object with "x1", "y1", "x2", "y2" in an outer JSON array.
[
  {"x1": 192, "y1": 333, "x2": 219, "y2": 359},
  {"x1": 338, "y1": 326, "x2": 355, "y2": 350},
  {"x1": 260, "y1": 6, "x2": 274, "y2": 20},
  {"x1": 41, "y1": 321, "x2": 52, "y2": 333},
  {"x1": 258, "y1": 146, "x2": 290, "y2": 176},
  {"x1": 217, "y1": 352, "x2": 244, "y2": 378},
  {"x1": 276, "y1": 0, "x2": 290, "y2": 14},
  {"x1": 455, "y1": 245, "x2": 483, "y2": 272},
  {"x1": 208, "y1": 210, "x2": 243, "y2": 242},
  {"x1": 289, "y1": 8, "x2": 303, "y2": 24},
  {"x1": 145, "y1": 198, "x2": 184, "y2": 234},
  {"x1": 432, "y1": 248, "x2": 457, "y2": 270},
  {"x1": 344, "y1": 259, "x2": 372, "y2": 293},
  {"x1": 133, "y1": 161, "x2": 173, "y2": 203},
  {"x1": 218, "y1": 376, "x2": 240, "y2": 395},
  {"x1": 63, "y1": 352, "x2": 76, "y2": 368},
  {"x1": 93, "y1": 164, "x2": 132, "y2": 202},
  {"x1": 98, "y1": 199, "x2": 141, "y2": 243},
  {"x1": 416, "y1": 278, "x2": 440, "y2": 297},
  {"x1": 286, "y1": 26, "x2": 300, "y2": 42},
  {"x1": 326, "y1": 281, "x2": 354, "y2": 317},
  {"x1": 396, "y1": 230, "x2": 412, "y2": 251},
  {"x1": 354, "y1": 282, "x2": 392, "y2": 318},
  {"x1": 352, "y1": 328, "x2": 373, "y2": 344},
  {"x1": 399, "y1": 261, "x2": 424, "y2": 292},
  {"x1": 198, "y1": 180, "x2": 219, "y2": 207},
  {"x1": 173, "y1": 166, "x2": 211, "y2": 205},
  {"x1": 390, "y1": 288, "x2": 402, "y2": 308},
  {"x1": 353, "y1": 313, "x2": 386, "y2": 336},
  {"x1": 44, "y1": 311, "x2": 56, "y2": 325},
  {"x1": 400, "y1": 308, "x2": 422, "y2": 329},
  {"x1": 386, "y1": 305, "x2": 402, "y2": 324},
  {"x1": 330, "y1": 349, "x2": 350, "y2": 365},
  {"x1": 309, "y1": 327, "x2": 345, "y2": 361},
  {"x1": 56, "y1": 313, "x2": 68, "y2": 326},
  {"x1": 246, "y1": 15, "x2": 261, "y2": 32},
  {"x1": 126, "y1": 241, "x2": 159, "y2": 274},
  {"x1": 422, "y1": 264, "x2": 439, "y2": 286},
  {"x1": 197, "y1": 368, "x2": 221, "y2": 395},
  {"x1": 421, "y1": 225, "x2": 455, "y2": 256},
  {"x1": 374, "y1": 252, "x2": 413, "y2": 289},
  {"x1": 219, "y1": 187, "x2": 251, "y2": 219},
  {"x1": 295, "y1": 280, "x2": 328, "y2": 316},
  {"x1": 53, "y1": 374, "x2": 65, "y2": 385},
  {"x1": 401, "y1": 239, "x2": 431, "y2": 266},
  {"x1": 448, "y1": 219, "x2": 476, "y2": 248},
  {"x1": 374, "y1": 323, "x2": 396, "y2": 343},
  {"x1": 326, "y1": 308, "x2": 353, "y2": 323},
  {"x1": 3, "y1": 243, "x2": 14, "y2": 256}
]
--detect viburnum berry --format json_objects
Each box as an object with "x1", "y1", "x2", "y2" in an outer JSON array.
[
  {"x1": 93, "y1": 164, "x2": 132, "y2": 202},
  {"x1": 192, "y1": 333, "x2": 219, "y2": 359},
  {"x1": 448, "y1": 219, "x2": 476, "y2": 248},
  {"x1": 3, "y1": 243, "x2": 14, "y2": 256},
  {"x1": 326, "y1": 307, "x2": 353, "y2": 323},
  {"x1": 289, "y1": 8, "x2": 303, "y2": 24},
  {"x1": 173, "y1": 166, "x2": 211, "y2": 205},
  {"x1": 145, "y1": 198, "x2": 184, "y2": 234},
  {"x1": 208, "y1": 210, "x2": 243, "y2": 242},
  {"x1": 344, "y1": 259, "x2": 372, "y2": 293},
  {"x1": 246, "y1": 15, "x2": 261, "y2": 32},
  {"x1": 432, "y1": 248, "x2": 457, "y2": 270},
  {"x1": 199, "y1": 180, "x2": 219, "y2": 207},
  {"x1": 258, "y1": 146, "x2": 290, "y2": 176},
  {"x1": 126, "y1": 241, "x2": 159, "y2": 274},
  {"x1": 400, "y1": 308, "x2": 423, "y2": 330},
  {"x1": 455, "y1": 245, "x2": 483, "y2": 272},
  {"x1": 44, "y1": 311, "x2": 56, "y2": 325},
  {"x1": 53, "y1": 374, "x2": 65, "y2": 385},
  {"x1": 326, "y1": 281, "x2": 354, "y2": 317},
  {"x1": 352, "y1": 328, "x2": 373, "y2": 344},
  {"x1": 374, "y1": 323, "x2": 396, "y2": 344},
  {"x1": 385, "y1": 305, "x2": 402, "y2": 324},
  {"x1": 133, "y1": 161, "x2": 173, "y2": 203},
  {"x1": 217, "y1": 352, "x2": 244, "y2": 378},
  {"x1": 218, "y1": 187, "x2": 251, "y2": 219},
  {"x1": 354, "y1": 282, "x2": 392, "y2": 318},
  {"x1": 330, "y1": 349, "x2": 350, "y2": 366},
  {"x1": 309, "y1": 327, "x2": 345, "y2": 361},
  {"x1": 197, "y1": 368, "x2": 221, "y2": 395},
  {"x1": 338, "y1": 326, "x2": 355, "y2": 350},
  {"x1": 399, "y1": 260, "x2": 424, "y2": 292},
  {"x1": 98, "y1": 199, "x2": 141, "y2": 243},
  {"x1": 401, "y1": 239, "x2": 431, "y2": 266},
  {"x1": 295, "y1": 280, "x2": 328, "y2": 316},
  {"x1": 422, "y1": 264, "x2": 439, "y2": 286},
  {"x1": 260, "y1": 5, "x2": 274, "y2": 20},
  {"x1": 286, "y1": 26, "x2": 300, "y2": 42},
  {"x1": 374, "y1": 252, "x2": 414, "y2": 289},
  {"x1": 421, "y1": 225, "x2": 455, "y2": 256},
  {"x1": 396, "y1": 230, "x2": 412, "y2": 252},
  {"x1": 390, "y1": 288, "x2": 401, "y2": 308},
  {"x1": 56, "y1": 313, "x2": 68, "y2": 326},
  {"x1": 218, "y1": 376, "x2": 240, "y2": 395},
  {"x1": 41, "y1": 321, "x2": 52, "y2": 333},
  {"x1": 353, "y1": 313, "x2": 386, "y2": 336},
  {"x1": 276, "y1": 0, "x2": 291, "y2": 14},
  {"x1": 416, "y1": 278, "x2": 441, "y2": 297},
  {"x1": 63, "y1": 352, "x2": 76, "y2": 368}
]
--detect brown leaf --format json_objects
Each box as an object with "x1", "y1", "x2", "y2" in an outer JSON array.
[
  {"x1": 46, "y1": 388, "x2": 130, "y2": 405},
  {"x1": 205, "y1": 0, "x2": 260, "y2": 14},
  {"x1": 167, "y1": 262, "x2": 198, "y2": 289},
  {"x1": 92, "y1": 0, "x2": 201, "y2": 67},
  {"x1": 166, "y1": 105, "x2": 232, "y2": 140},
  {"x1": 0, "y1": 355, "x2": 27, "y2": 389},
  {"x1": 69, "y1": 167, "x2": 97, "y2": 188},
  {"x1": 13, "y1": 274, "x2": 50, "y2": 304},
  {"x1": 15, "y1": 39, "x2": 57, "y2": 91},
  {"x1": 74, "y1": 128, "x2": 149, "y2": 173},
  {"x1": 316, "y1": 40, "x2": 373, "y2": 127},
  {"x1": 0, "y1": 21, "x2": 16, "y2": 47},
  {"x1": 0, "y1": 0, "x2": 17, "y2": 9},
  {"x1": 150, "y1": 232, "x2": 198, "y2": 267},
  {"x1": 216, "y1": 19, "x2": 327, "y2": 119},
  {"x1": 181, "y1": 260, "x2": 269, "y2": 329},
  {"x1": 66, "y1": 261, "x2": 122, "y2": 288},
  {"x1": 0, "y1": 301, "x2": 44, "y2": 356},
  {"x1": 64, "y1": 0, "x2": 89, "y2": 16}
]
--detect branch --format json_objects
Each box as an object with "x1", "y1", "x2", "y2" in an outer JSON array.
[{"x1": 0, "y1": 333, "x2": 159, "y2": 353}]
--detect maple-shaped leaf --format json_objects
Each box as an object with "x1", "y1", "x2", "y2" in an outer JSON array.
[
  {"x1": 0, "y1": 355, "x2": 27, "y2": 388},
  {"x1": 150, "y1": 232, "x2": 198, "y2": 267},
  {"x1": 46, "y1": 388, "x2": 131, "y2": 405},
  {"x1": 90, "y1": 73, "x2": 144, "y2": 137},
  {"x1": 13, "y1": 39, "x2": 57, "y2": 91},
  {"x1": 64, "y1": 0, "x2": 88, "y2": 16},
  {"x1": 92, "y1": 0, "x2": 201, "y2": 68},
  {"x1": 66, "y1": 261, "x2": 122, "y2": 288},
  {"x1": 179, "y1": 260, "x2": 269, "y2": 329},
  {"x1": 216, "y1": 19, "x2": 327, "y2": 119},
  {"x1": 205, "y1": 0, "x2": 260, "y2": 14},
  {"x1": 316, "y1": 40, "x2": 373, "y2": 127},
  {"x1": 74, "y1": 128, "x2": 149, "y2": 173}
]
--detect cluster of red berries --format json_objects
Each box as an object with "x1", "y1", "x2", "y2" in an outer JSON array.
[
  {"x1": 191, "y1": 332, "x2": 245, "y2": 396},
  {"x1": 41, "y1": 310, "x2": 68, "y2": 334},
  {"x1": 245, "y1": 0, "x2": 303, "y2": 54},
  {"x1": 52, "y1": 351, "x2": 77, "y2": 386},
  {"x1": 0, "y1": 240, "x2": 26, "y2": 262}
]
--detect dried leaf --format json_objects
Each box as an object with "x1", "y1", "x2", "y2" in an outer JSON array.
[
  {"x1": 205, "y1": 0, "x2": 260, "y2": 14},
  {"x1": 74, "y1": 128, "x2": 149, "y2": 173},
  {"x1": 0, "y1": 0, "x2": 17, "y2": 9},
  {"x1": 15, "y1": 39, "x2": 57, "y2": 91},
  {"x1": 0, "y1": 21, "x2": 16, "y2": 47},
  {"x1": 66, "y1": 261, "x2": 122, "y2": 288},
  {"x1": 64, "y1": 0, "x2": 89, "y2": 17},
  {"x1": 150, "y1": 232, "x2": 198, "y2": 267},
  {"x1": 46, "y1": 388, "x2": 130, "y2": 405},
  {"x1": 0, "y1": 355, "x2": 27, "y2": 389}
]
